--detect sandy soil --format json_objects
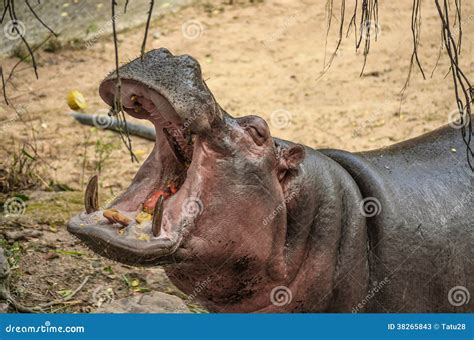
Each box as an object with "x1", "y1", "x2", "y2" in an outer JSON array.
[{"x1": 0, "y1": 0, "x2": 472, "y2": 312}]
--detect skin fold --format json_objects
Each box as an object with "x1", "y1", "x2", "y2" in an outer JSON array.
[{"x1": 68, "y1": 48, "x2": 473, "y2": 313}]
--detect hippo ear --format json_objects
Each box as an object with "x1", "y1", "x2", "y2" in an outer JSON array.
[{"x1": 277, "y1": 144, "x2": 305, "y2": 181}]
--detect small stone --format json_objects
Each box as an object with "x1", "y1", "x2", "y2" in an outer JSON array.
[{"x1": 0, "y1": 302, "x2": 9, "y2": 313}]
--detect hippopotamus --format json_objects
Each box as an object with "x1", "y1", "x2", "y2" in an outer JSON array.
[{"x1": 68, "y1": 48, "x2": 473, "y2": 313}]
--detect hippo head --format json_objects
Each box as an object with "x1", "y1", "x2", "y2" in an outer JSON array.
[{"x1": 68, "y1": 49, "x2": 307, "y2": 310}]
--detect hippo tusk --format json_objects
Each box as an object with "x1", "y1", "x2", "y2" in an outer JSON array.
[
  {"x1": 84, "y1": 175, "x2": 99, "y2": 214},
  {"x1": 152, "y1": 195, "x2": 165, "y2": 237}
]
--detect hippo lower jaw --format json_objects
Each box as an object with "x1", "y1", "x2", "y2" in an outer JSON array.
[{"x1": 68, "y1": 79, "x2": 209, "y2": 266}]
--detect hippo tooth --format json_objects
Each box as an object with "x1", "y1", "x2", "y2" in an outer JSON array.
[
  {"x1": 103, "y1": 209, "x2": 131, "y2": 227},
  {"x1": 84, "y1": 175, "x2": 99, "y2": 214},
  {"x1": 152, "y1": 195, "x2": 165, "y2": 237},
  {"x1": 103, "y1": 208, "x2": 119, "y2": 223}
]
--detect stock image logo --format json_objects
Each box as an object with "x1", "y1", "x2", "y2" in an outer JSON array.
[
  {"x1": 270, "y1": 109, "x2": 292, "y2": 129},
  {"x1": 92, "y1": 114, "x2": 115, "y2": 129},
  {"x1": 3, "y1": 197, "x2": 27, "y2": 216},
  {"x1": 361, "y1": 20, "x2": 382, "y2": 40},
  {"x1": 181, "y1": 20, "x2": 204, "y2": 40},
  {"x1": 4, "y1": 20, "x2": 26, "y2": 40},
  {"x1": 181, "y1": 197, "x2": 204, "y2": 218},
  {"x1": 447, "y1": 108, "x2": 471, "y2": 129},
  {"x1": 448, "y1": 286, "x2": 470, "y2": 307},
  {"x1": 359, "y1": 197, "x2": 382, "y2": 217},
  {"x1": 270, "y1": 286, "x2": 292, "y2": 307}
]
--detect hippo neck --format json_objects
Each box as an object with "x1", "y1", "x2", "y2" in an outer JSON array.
[
  {"x1": 256, "y1": 148, "x2": 370, "y2": 312},
  {"x1": 165, "y1": 147, "x2": 370, "y2": 313}
]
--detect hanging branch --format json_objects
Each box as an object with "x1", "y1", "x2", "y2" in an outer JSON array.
[
  {"x1": 124, "y1": 0, "x2": 130, "y2": 14},
  {"x1": 6, "y1": 34, "x2": 53, "y2": 84},
  {"x1": 0, "y1": 66, "x2": 8, "y2": 105},
  {"x1": 320, "y1": 0, "x2": 345, "y2": 76},
  {"x1": 401, "y1": 0, "x2": 426, "y2": 96},
  {"x1": 434, "y1": 0, "x2": 473, "y2": 170},
  {"x1": 321, "y1": 0, "x2": 379, "y2": 77},
  {"x1": 1, "y1": 0, "x2": 58, "y2": 105},
  {"x1": 25, "y1": 0, "x2": 58, "y2": 37},
  {"x1": 111, "y1": 0, "x2": 138, "y2": 163},
  {"x1": 321, "y1": 0, "x2": 472, "y2": 169},
  {"x1": 357, "y1": 0, "x2": 378, "y2": 75},
  {"x1": 7, "y1": 0, "x2": 38, "y2": 79},
  {"x1": 141, "y1": 0, "x2": 155, "y2": 58}
]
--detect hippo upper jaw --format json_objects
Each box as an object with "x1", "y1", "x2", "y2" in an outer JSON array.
[{"x1": 99, "y1": 48, "x2": 222, "y2": 135}]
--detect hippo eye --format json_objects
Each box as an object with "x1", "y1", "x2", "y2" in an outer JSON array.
[{"x1": 244, "y1": 125, "x2": 266, "y2": 146}]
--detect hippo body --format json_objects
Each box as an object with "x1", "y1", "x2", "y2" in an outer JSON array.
[
  {"x1": 321, "y1": 126, "x2": 473, "y2": 312},
  {"x1": 68, "y1": 48, "x2": 473, "y2": 313}
]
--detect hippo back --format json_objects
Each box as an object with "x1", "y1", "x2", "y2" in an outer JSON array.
[{"x1": 321, "y1": 126, "x2": 473, "y2": 312}]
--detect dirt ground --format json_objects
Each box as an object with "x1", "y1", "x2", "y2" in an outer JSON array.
[{"x1": 0, "y1": 0, "x2": 473, "y2": 312}]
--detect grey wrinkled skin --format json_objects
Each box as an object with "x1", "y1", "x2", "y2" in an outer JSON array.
[{"x1": 69, "y1": 48, "x2": 473, "y2": 313}]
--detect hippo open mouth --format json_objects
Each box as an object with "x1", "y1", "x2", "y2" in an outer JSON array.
[
  {"x1": 68, "y1": 48, "x2": 313, "y2": 312},
  {"x1": 68, "y1": 48, "x2": 223, "y2": 266}
]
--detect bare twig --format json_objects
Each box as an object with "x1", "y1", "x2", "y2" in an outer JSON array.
[
  {"x1": 39, "y1": 275, "x2": 90, "y2": 308},
  {"x1": 321, "y1": 0, "x2": 379, "y2": 77},
  {"x1": 400, "y1": 0, "x2": 426, "y2": 102},
  {"x1": 1, "y1": 0, "x2": 57, "y2": 105},
  {"x1": 111, "y1": 0, "x2": 138, "y2": 163},
  {"x1": 6, "y1": 34, "x2": 53, "y2": 84},
  {"x1": 141, "y1": 0, "x2": 155, "y2": 58},
  {"x1": 0, "y1": 66, "x2": 8, "y2": 105},
  {"x1": 434, "y1": 0, "x2": 473, "y2": 170},
  {"x1": 25, "y1": 0, "x2": 58, "y2": 37}
]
